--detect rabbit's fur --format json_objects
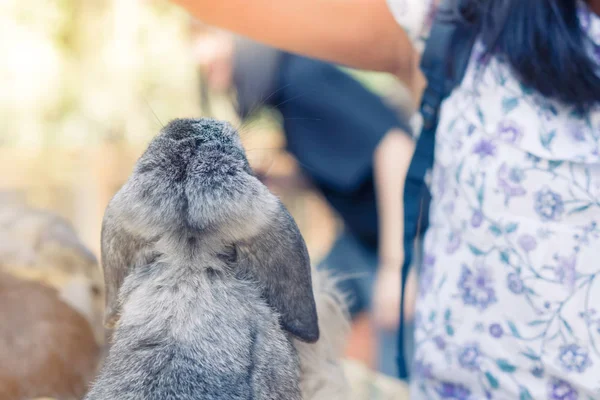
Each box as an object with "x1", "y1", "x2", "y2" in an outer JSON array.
[
  {"x1": 294, "y1": 269, "x2": 351, "y2": 399},
  {"x1": 86, "y1": 118, "x2": 351, "y2": 400},
  {"x1": 0, "y1": 202, "x2": 98, "y2": 271},
  {"x1": 0, "y1": 202, "x2": 105, "y2": 345},
  {"x1": 0, "y1": 271, "x2": 100, "y2": 400}
]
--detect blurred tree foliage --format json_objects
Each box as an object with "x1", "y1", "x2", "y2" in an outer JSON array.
[{"x1": 0, "y1": 0, "x2": 202, "y2": 148}]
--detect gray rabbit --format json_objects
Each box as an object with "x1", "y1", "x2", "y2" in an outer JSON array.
[{"x1": 85, "y1": 118, "x2": 337, "y2": 400}]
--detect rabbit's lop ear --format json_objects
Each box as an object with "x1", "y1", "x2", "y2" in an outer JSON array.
[
  {"x1": 100, "y1": 200, "x2": 156, "y2": 328},
  {"x1": 238, "y1": 202, "x2": 319, "y2": 343}
]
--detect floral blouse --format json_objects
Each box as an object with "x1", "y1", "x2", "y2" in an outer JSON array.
[{"x1": 388, "y1": 1, "x2": 600, "y2": 399}]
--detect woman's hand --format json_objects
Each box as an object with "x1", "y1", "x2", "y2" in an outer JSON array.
[
  {"x1": 192, "y1": 33, "x2": 234, "y2": 92},
  {"x1": 372, "y1": 260, "x2": 418, "y2": 331},
  {"x1": 372, "y1": 261, "x2": 402, "y2": 331}
]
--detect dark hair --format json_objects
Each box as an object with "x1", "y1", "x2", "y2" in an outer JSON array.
[{"x1": 455, "y1": 0, "x2": 600, "y2": 111}]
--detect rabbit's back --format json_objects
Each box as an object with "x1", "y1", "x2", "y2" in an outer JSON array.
[
  {"x1": 0, "y1": 272, "x2": 100, "y2": 400},
  {"x1": 86, "y1": 261, "x2": 301, "y2": 400}
]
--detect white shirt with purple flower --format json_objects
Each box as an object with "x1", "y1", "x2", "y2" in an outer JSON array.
[{"x1": 388, "y1": 1, "x2": 600, "y2": 399}]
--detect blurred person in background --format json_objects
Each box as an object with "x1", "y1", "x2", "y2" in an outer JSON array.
[
  {"x1": 192, "y1": 31, "x2": 417, "y2": 377},
  {"x1": 176, "y1": 0, "x2": 600, "y2": 398}
]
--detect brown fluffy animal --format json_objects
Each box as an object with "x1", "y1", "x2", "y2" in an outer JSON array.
[
  {"x1": 0, "y1": 202, "x2": 105, "y2": 345},
  {"x1": 0, "y1": 271, "x2": 100, "y2": 400}
]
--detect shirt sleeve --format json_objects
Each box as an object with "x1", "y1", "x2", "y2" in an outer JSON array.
[{"x1": 386, "y1": 0, "x2": 438, "y2": 52}]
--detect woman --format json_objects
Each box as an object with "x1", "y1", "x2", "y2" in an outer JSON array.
[{"x1": 175, "y1": 0, "x2": 600, "y2": 398}]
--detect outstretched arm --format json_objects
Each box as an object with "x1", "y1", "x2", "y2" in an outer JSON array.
[{"x1": 173, "y1": 0, "x2": 418, "y2": 85}]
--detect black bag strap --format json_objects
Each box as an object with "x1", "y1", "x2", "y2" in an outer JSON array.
[{"x1": 396, "y1": 0, "x2": 477, "y2": 379}]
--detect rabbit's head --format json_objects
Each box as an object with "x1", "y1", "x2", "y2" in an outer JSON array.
[{"x1": 102, "y1": 118, "x2": 319, "y2": 343}]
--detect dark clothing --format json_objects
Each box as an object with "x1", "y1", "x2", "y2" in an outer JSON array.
[
  {"x1": 274, "y1": 53, "x2": 413, "y2": 250},
  {"x1": 234, "y1": 48, "x2": 411, "y2": 250}
]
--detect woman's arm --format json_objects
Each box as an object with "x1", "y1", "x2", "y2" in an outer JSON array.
[
  {"x1": 372, "y1": 129, "x2": 415, "y2": 330},
  {"x1": 173, "y1": 0, "x2": 418, "y2": 84},
  {"x1": 374, "y1": 130, "x2": 414, "y2": 271}
]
